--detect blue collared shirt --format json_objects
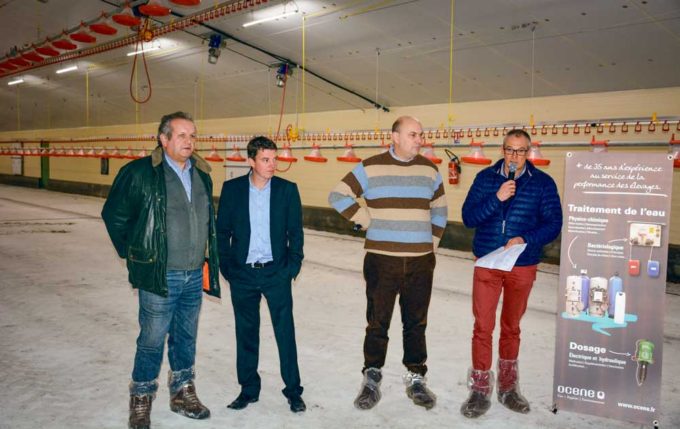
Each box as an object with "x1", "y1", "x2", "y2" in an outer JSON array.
[
  {"x1": 164, "y1": 152, "x2": 193, "y2": 201},
  {"x1": 388, "y1": 145, "x2": 415, "y2": 162},
  {"x1": 246, "y1": 173, "x2": 273, "y2": 264}
]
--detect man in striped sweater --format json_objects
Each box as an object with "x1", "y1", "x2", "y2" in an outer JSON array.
[{"x1": 328, "y1": 116, "x2": 448, "y2": 411}]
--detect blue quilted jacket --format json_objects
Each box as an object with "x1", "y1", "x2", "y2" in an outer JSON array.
[{"x1": 462, "y1": 159, "x2": 562, "y2": 266}]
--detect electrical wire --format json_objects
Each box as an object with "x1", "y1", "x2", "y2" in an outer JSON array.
[{"x1": 129, "y1": 19, "x2": 153, "y2": 104}]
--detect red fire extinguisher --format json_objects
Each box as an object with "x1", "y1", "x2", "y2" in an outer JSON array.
[{"x1": 445, "y1": 149, "x2": 461, "y2": 185}]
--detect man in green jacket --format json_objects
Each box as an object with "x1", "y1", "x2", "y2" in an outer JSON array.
[{"x1": 102, "y1": 111, "x2": 220, "y2": 429}]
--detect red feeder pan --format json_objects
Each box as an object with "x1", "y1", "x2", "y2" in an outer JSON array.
[
  {"x1": 35, "y1": 45, "x2": 60, "y2": 57},
  {"x1": 303, "y1": 144, "x2": 328, "y2": 163},
  {"x1": 669, "y1": 134, "x2": 680, "y2": 169},
  {"x1": 590, "y1": 135, "x2": 608, "y2": 153},
  {"x1": 109, "y1": 147, "x2": 125, "y2": 159},
  {"x1": 122, "y1": 147, "x2": 137, "y2": 159},
  {"x1": 112, "y1": 12, "x2": 142, "y2": 27},
  {"x1": 337, "y1": 144, "x2": 361, "y2": 163},
  {"x1": 139, "y1": 3, "x2": 172, "y2": 16},
  {"x1": 461, "y1": 139, "x2": 492, "y2": 165},
  {"x1": 527, "y1": 141, "x2": 550, "y2": 166},
  {"x1": 0, "y1": 61, "x2": 18, "y2": 71},
  {"x1": 204, "y1": 146, "x2": 224, "y2": 162},
  {"x1": 170, "y1": 0, "x2": 201, "y2": 5},
  {"x1": 90, "y1": 23, "x2": 118, "y2": 36},
  {"x1": 70, "y1": 31, "x2": 97, "y2": 43},
  {"x1": 8, "y1": 57, "x2": 30, "y2": 67},
  {"x1": 225, "y1": 145, "x2": 246, "y2": 162},
  {"x1": 277, "y1": 145, "x2": 298, "y2": 163},
  {"x1": 420, "y1": 143, "x2": 442, "y2": 164},
  {"x1": 53, "y1": 39, "x2": 78, "y2": 50},
  {"x1": 22, "y1": 52, "x2": 44, "y2": 63}
]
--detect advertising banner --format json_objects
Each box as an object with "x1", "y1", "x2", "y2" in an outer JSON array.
[{"x1": 553, "y1": 152, "x2": 673, "y2": 425}]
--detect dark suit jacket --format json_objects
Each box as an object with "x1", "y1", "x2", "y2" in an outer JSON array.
[{"x1": 216, "y1": 174, "x2": 304, "y2": 284}]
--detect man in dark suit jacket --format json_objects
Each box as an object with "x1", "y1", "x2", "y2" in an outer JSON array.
[{"x1": 216, "y1": 136, "x2": 306, "y2": 413}]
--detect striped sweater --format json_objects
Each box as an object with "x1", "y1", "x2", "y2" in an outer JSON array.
[{"x1": 328, "y1": 149, "x2": 448, "y2": 256}]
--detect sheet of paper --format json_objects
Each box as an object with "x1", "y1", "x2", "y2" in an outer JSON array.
[{"x1": 474, "y1": 243, "x2": 527, "y2": 271}]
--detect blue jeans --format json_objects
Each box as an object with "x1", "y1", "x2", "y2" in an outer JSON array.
[{"x1": 130, "y1": 268, "x2": 203, "y2": 396}]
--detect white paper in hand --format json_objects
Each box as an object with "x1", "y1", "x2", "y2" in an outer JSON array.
[{"x1": 474, "y1": 243, "x2": 527, "y2": 271}]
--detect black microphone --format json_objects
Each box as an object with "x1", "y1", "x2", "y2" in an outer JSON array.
[{"x1": 508, "y1": 162, "x2": 517, "y2": 180}]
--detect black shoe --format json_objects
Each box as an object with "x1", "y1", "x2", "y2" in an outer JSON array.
[
  {"x1": 288, "y1": 395, "x2": 306, "y2": 413},
  {"x1": 227, "y1": 393, "x2": 259, "y2": 410}
]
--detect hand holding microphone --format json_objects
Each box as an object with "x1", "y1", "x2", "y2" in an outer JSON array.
[
  {"x1": 508, "y1": 161, "x2": 517, "y2": 180},
  {"x1": 496, "y1": 162, "x2": 517, "y2": 201}
]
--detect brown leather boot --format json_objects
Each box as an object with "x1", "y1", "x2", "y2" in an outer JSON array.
[
  {"x1": 460, "y1": 368, "x2": 494, "y2": 418},
  {"x1": 170, "y1": 381, "x2": 210, "y2": 419},
  {"x1": 497, "y1": 358, "x2": 530, "y2": 413},
  {"x1": 129, "y1": 394, "x2": 153, "y2": 429}
]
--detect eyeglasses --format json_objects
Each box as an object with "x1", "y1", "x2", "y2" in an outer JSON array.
[{"x1": 503, "y1": 147, "x2": 528, "y2": 156}]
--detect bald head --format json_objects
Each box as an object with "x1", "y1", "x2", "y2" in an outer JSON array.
[
  {"x1": 391, "y1": 116, "x2": 423, "y2": 160},
  {"x1": 391, "y1": 116, "x2": 422, "y2": 133}
]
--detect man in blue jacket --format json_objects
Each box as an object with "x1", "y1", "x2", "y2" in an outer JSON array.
[
  {"x1": 460, "y1": 129, "x2": 562, "y2": 418},
  {"x1": 216, "y1": 136, "x2": 306, "y2": 413}
]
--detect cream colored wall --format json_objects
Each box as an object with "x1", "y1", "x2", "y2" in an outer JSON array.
[{"x1": 1, "y1": 87, "x2": 679, "y2": 242}]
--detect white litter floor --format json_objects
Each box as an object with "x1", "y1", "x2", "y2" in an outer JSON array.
[{"x1": 0, "y1": 184, "x2": 678, "y2": 429}]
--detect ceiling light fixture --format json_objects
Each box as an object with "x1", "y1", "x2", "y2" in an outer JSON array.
[
  {"x1": 56, "y1": 65, "x2": 78, "y2": 74},
  {"x1": 8, "y1": 78, "x2": 24, "y2": 86},
  {"x1": 127, "y1": 46, "x2": 161, "y2": 57},
  {"x1": 243, "y1": 10, "x2": 299, "y2": 27}
]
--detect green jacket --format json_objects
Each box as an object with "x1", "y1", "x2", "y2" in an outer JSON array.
[{"x1": 101, "y1": 146, "x2": 221, "y2": 298}]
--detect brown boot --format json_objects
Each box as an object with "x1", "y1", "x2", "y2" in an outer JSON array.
[
  {"x1": 170, "y1": 381, "x2": 211, "y2": 419},
  {"x1": 129, "y1": 394, "x2": 153, "y2": 429},
  {"x1": 460, "y1": 368, "x2": 494, "y2": 418},
  {"x1": 497, "y1": 359, "x2": 530, "y2": 413}
]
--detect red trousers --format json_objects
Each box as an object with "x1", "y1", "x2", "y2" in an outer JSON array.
[{"x1": 471, "y1": 265, "x2": 537, "y2": 371}]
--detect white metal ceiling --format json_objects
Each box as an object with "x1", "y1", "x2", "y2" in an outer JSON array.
[{"x1": 0, "y1": 0, "x2": 678, "y2": 131}]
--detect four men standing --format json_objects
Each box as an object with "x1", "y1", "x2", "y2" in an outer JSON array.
[{"x1": 103, "y1": 112, "x2": 561, "y2": 425}]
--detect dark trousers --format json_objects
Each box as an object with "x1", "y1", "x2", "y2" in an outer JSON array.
[
  {"x1": 471, "y1": 265, "x2": 537, "y2": 371},
  {"x1": 362, "y1": 252, "x2": 435, "y2": 376},
  {"x1": 229, "y1": 266, "x2": 302, "y2": 399}
]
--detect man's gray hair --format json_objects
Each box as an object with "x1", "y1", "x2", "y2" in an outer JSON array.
[{"x1": 157, "y1": 111, "x2": 194, "y2": 147}]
